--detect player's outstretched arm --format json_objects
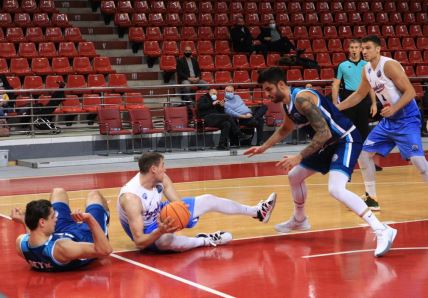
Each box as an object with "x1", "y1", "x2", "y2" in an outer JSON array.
[
  {"x1": 244, "y1": 113, "x2": 294, "y2": 157},
  {"x1": 337, "y1": 71, "x2": 370, "y2": 111},
  {"x1": 53, "y1": 212, "x2": 112, "y2": 263},
  {"x1": 381, "y1": 60, "x2": 416, "y2": 118}
]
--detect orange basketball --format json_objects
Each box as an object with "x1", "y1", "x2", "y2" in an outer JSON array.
[{"x1": 159, "y1": 201, "x2": 191, "y2": 231}]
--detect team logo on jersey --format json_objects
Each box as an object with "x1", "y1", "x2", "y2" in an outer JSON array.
[
  {"x1": 332, "y1": 154, "x2": 338, "y2": 162},
  {"x1": 142, "y1": 193, "x2": 147, "y2": 200},
  {"x1": 373, "y1": 82, "x2": 385, "y2": 93},
  {"x1": 412, "y1": 144, "x2": 419, "y2": 151},
  {"x1": 377, "y1": 70, "x2": 382, "y2": 77},
  {"x1": 368, "y1": 68, "x2": 372, "y2": 74}
]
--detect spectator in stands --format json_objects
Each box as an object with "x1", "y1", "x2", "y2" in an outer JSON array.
[
  {"x1": 197, "y1": 88, "x2": 249, "y2": 150},
  {"x1": 177, "y1": 46, "x2": 208, "y2": 102},
  {"x1": 230, "y1": 17, "x2": 267, "y2": 56},
  {"x1": 0, "y1": 75, "x2": 15, "y2": 117},
  {"x1": 224, "y1": 85, "x2": 266, "y2": 146},
  {"x1": 258, "y1": 19, "x2": 303, "y2": 56}
]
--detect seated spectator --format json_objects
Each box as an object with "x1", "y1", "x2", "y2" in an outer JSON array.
[
  {"x1": 258, "y1": 19, "x2": 303, "y2": 56},
  {"x1": 230, "y1": 17, "x2": 267, "y2": 56},
  {"x1": 177, "y1": 46, "x2": 208, "y2": 102},
  {"x1": 0, "y1": 75, "x2": 15, "y2": 117},
  {"x1": 197, "y1": 88, "x2": 249, "y2": 150},
  {"x1": 224, "y1": 86, "x2": 266, "y2": 146}
]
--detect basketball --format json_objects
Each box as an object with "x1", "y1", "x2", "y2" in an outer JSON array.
[{"x1": 159, "y1": 201, "x2": 191, "y2": 231}]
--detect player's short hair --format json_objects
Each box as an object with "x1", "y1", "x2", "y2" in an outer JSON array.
[
  {"x1": 350, "y1": 38, "x2": 362, "y2": 45},
  {"x1": 25, "y1": 199, "x2": 52, "y2": 231},
  {"x1": 138, "y1": 152, "x2": 164, "y2": 174},
  {"x1": 361, "y1": 35, "x2": 381, "y2": 46},
  {"x1": 257, "y1": 67, "x2": 286, "y2": 85}
]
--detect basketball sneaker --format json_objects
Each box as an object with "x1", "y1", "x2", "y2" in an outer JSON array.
[
  {"x1": 255, "y1": 192, "x2": 277, "y2": 223},
  {"x1": 275, "y1": 216, "x2": 311, "y2": 233},
  {"x1": 374, "y1": 224, "x2": 397, "y2": 257},
  {"x1": 197, "y1": 231, "x2": 233, "y2": 247},
  {"x1": 362, "y1": 192, "x2": 380, "y2": 211}
]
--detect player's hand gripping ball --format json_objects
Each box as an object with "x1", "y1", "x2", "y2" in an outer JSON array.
[{"x1": 159, "y1": 201, "x2": 191, "y2": 231}]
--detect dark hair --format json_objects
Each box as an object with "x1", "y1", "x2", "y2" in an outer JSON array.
[
  {"x1": 361, "y1": 35, "x2": 381, "y2": 46},
  {"x1": 25, "y1": 200, "x2": 52, "y2": 231},
  {"x1": 138, "y1": 152, "x2": 164, "y2": 174},
  {"x1": 257, "y1": 67, "x2": 286, "y2": 85}
]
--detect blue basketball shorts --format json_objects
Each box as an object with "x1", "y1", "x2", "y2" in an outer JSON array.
[
  {"x1": 363, "y1": 117, "x2": 424, "y2": 160},
  {"x1": 301, "y1": 140, "x2": 362, "y2": 179},
  {"x1": 53, "y1": 202, "x2": 109, "y2": 243}
]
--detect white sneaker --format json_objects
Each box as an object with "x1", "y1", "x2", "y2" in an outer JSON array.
[
  {"x1": 197, "y1": 231, "x2": 233, "y2": 247},
  {"x1": 374, "y1": 224, "x2": 397, "y2": 257},
  {"x1": 275, "y1": 216, "x2": 311, "y2": 233},
  {"x1": 255, "y1": 192, "x2": 277, "y2": 223}
]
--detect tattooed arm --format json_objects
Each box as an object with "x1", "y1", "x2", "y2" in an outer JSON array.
[
  {"x1": 295, "y1": 92, "x2": 332, "y2": 159},
  {"x1": 275, "y1": 92, "x2": 332, "y2": 171}
]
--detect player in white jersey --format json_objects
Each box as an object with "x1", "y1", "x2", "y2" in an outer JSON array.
[
  {"x1": 337, "y1": 35, "x2": 428, "y2": 210},
  {"x1": 117, "y1": 152, "x2": 277, "y2": 252}
]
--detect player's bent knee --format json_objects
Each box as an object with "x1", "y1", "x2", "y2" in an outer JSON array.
[
  {"x1": 155, "y1": 233, "x2": 174, "y2": 251},
  {"x1": 50, "y1": 188, "x2": 68, "y2": 203},
  {"x1": 328, "y1": 184, "x2": 344, "y2": 200},
  {"x1": 86, "y1": 190, "x2": 108, "y2": 209}
]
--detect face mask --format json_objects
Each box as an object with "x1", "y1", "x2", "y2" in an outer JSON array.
[
  {"x1": 269, "y1": 24, "x2": 276, "y2": 29},
  {"x1": 225, "y1": 92, "x2": 234, "y2": 99},
  {"x1": 184, "y1": 52, "x2": 192, "y2": 57},
  {"x1": 210, "y1": 94, "x2": 217, "y2": 101}
]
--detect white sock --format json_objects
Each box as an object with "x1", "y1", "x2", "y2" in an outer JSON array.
[
  {"x1": 410, "y1": 156, "x2": 428, "y2": 182},
  {"x1": 358, "y1": 151, "x2": 377, "y2": 196},
  {"x1": 193, "y1": 194, "x2": 257, "y2": 218},
  {"x1": 155, "y1": 234, "x2": 206, "y2": 252},
  {"x1": 288, "y1": 165, "x2": 315, "y2": 221},
  {"x1": 328, "y1": 171, "x2": 370, "y2": 215},
  {"x1": 362, "y1": 209, "x2": 385, "y2": 231}
]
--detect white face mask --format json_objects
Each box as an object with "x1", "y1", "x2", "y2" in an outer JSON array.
[
  {"x1": 210, "y1": 94, "x2": 217, "y2": 101},
  {"x1": 269, "y1": 24, "x2": 276, "y2": 29}
]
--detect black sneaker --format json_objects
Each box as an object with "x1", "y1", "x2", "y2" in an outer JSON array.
[
  {"x1": 375, "y1": 164, "x2": 383, "y2": 171},
  {"x1": 362, "y1": 192, "x2": 380, "y2": 211}
]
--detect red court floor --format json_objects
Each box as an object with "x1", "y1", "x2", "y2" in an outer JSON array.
[
  {"x1": 2, "y1": 216, "x2": 428, "y2": 298},
  {"x1": 1, "y1": 153, "x2": 427, "y2": 297}
]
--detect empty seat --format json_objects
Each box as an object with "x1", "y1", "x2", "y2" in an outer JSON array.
[
  {"x1": 52, "y1": 57, "x2": 73, "y2": 75},
  {"x1": 316, "y1": 53, "x2": 332, "y2": 67},
  {"x1": 38, "y1": 42, "x2": 57, "y2": 58},
  {"x1": 394, "y1": 51, "x2": 409, "y2": 64},
  {"x1": 181, "y1": 27, "x2": 197, "y2": 41},
  {"x1": 87, "y1": 73, "x2": 107, "y2": 91},
  {"x1": 408, "y1": 51, "x2": 424, "y2": 64},
  {"x1": 21, "y1": 0, "x2": 37, "y2": 13},
  {"x1": 162, "y1": 40, "x2": 179, "y2": 56},
  {"x1": 83, "y1": 94, "x2": 101, "y2": 112},
  {"x1": 165, "y1": 13, "x2": 180, "y2": 27},
  {"x1": 45, "y1": 27, "x2": 63, "y2": 42},
  {"x1": 11, "y1": 58, "x2": 32, "y2": 76},
  {"x1": 51, "y1": 13, "x2": 70, "y2": 27},
  {"x1": 214, "y1": 1, "x2": 228, "y2": 13},
  {"x1": 416, "y1": 37, "x2": 428, "y2": 50},
  {"x1": 131, "y1": 13, "x2": 148, "y2": 27},
  {"x1": 151, "y1": 1, "x2": 166, "y2": 13},
  {"x1": 18, "y1": 42, "x2": 38, "y2": 58},
  {"x1": 159, "y1": 55, "x2": 176, "y2": 72},
  {"x1": 3, "y1": 0, "x2": 19, "y2": 13},
  {"x1": 146, "y1": 26, "x2": 162, "y2": 41},
  {"x1": 115, "y1": 12, "x2": 132, "y2": 27},
  {"x1": 215, "y1": 13, "x2": 229, "y2": 26},
  {"x1": 0, "y1": 42, "x2": 16, "y2": 58},
  {"x1": 58, "y1": 42, "x2": 78, "y2": 57},
  {"x1": 198, "y1": 26, "x2": 214, "y2": 41},
  {"x1": 215, "y1": 55, "x2": 232, "y2": 71},
  {"x1": 320, "y1": 68, "x2": 335, "y2": 80},
  {"x1": 124, "y1": 92, "x2": 144, "y2": 110},
  {"x1": 32, "y1": 57, "x2": 52, "y2": 75},
  {"x1": 233, "y1": 70, "x2": 250, "y2": 84},
  {"x1": 198, "y1": 55, "x2": 215, "y2": 71},
  {"x1": 402, "y1": 37, "x2": 416, "y2": 50},
  {"x1": 267, "y1": 53, "x2": 280, "y2": 67},
  {"x1": 73, "y1": 56, "x2": 93, "y2": 74},
  {"x1": 0, "y1": 58, "x2": 8, "y2": 74},
  {"x1": 117, "y1": 0, "x2": 133, "y2": 13},
  {"x1": 64, "y1": 27, "x2": 83, "y2": 42},
  {"x1": 104, "y1": 93, "x2": 125, "y2": 110},
  {"x1": 6, "y1": 27, "x2": 25, "y2": 42},
  {"x1": 78, "y1": 42, "x2": 97, "y2": 57},
  {"x1": 23, "y1": 75, "x2": 44, "y2": 93},
  {"x1": 166, "y1": 1, "x2": 181, "y2": 13},
  {"x1": 67, "y1": 74, "x2": 87, "y2": 93},
  {"x1": 338, "y1": 26, "x2": 352, "y2": 38},
  {"x1": 362, "y1": 12, "x2": 376, "y2": 24},
  {"x1": 214, "y1": 40, "x2": 231, "y2": 55},
  {"x1": 296, "y1": 39, "x2": 312, "y2": 53},
  {"x1": 108, "y1": 73, "x2": 128, "y2": 90},
  {"x1": 395, "y1": 25, "x2": 409, "y2": 38},
  {"x1": 387, "y1": 37, "x2": 401, "y2": 51},
  {"x1": 199, "y1": 13, "x2": 213, "y2": 26},
  {"x1": 182, "y1": 13, "x2": 197, "y2": 26},
  {"x1": 308, "y1": 26, "x2": 322, "y2": 39},
  {"x1": 163, "y1": 26, "x2": 179, "y2": 41},
  {"x1": 233, "y1": 54, "x2": 249, "y2": 70},
  {"x1": 45, "y1": 75, "x2": 65, "y2": 89},
  {"x1": 409, "y1": 25, "x2": 423, "y2": 37},
  {"x1": 304, "y1": 69, "x2": 319, "y2": 81},
  {"x1": 39, "y1": 0, "x2": 58, "y2": 13},
  {"x1": 214, "y1": 71, "x2": 232, "y2": 84},
  {"x1": 129, "y1": 27, "x2": 145, "y2": 43},
  {"x1": 26, "y1": 27, "x2": 44, "y2": 42},
  {"x1": 312, "y1": 39, "x2": 328, "y2": 53},
  {"x1": 294, "y1": 26, "x2": 308, "y2": 39},
  {"x1": 382, "y1": 25, "x2": 395, "y2": 38},
  {"x1": 324, "y1": 26, "x2": 338, "y2": 39},
  {"x1": 197, "y1": 40, "x2": 214, "y2": 55},
  {"x1": 93, "y1": 56, "x2": 113, "y2": 74},
  {"x1": 249, "y1": 54, "x2": 266, "y2": 69},
  {"x1": 14, "y1": 13, "x2": 32, "y2": 28},
  {"x1": 286, "y1": 69, "x2": 302, "y2": 81}
]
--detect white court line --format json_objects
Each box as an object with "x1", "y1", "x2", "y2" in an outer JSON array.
[
  {"x1": 303, "y1": 247, "x2": 428, "y2": 259},
  {"x1": 110, "y1": 253, "x2": 235, "y2": 298},
  {"x1": 0, "y1": 212, "x2": 11, "y2": 220}
]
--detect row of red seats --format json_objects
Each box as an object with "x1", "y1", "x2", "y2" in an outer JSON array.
[
  {"x1": 0, "y1": 56, "x2": 114, "y2": 75},
  {"x1": 0, "y1": 41, "x2": 98, "y2": 58},
  {"x1": 286, "y1": 24, "x2": 428, "y2": 40},
  {"x1": 0, "y1": 26, "x2": 82, "y2": 42},
  {"x1": 5, "y1": 74, "x2": 128, "y2": 94},
  {"x1": 1, "y1": 0, "x2": 57, "y2": 13},
  {"x1": 129, "y1": 26, "x2": 230, "y2": 42},
  {"x1": 111, "y1": 11, "x2": 428, "y2": 28},
  {"x1": 98, "y1": 0, "x2": 426, "y2": 15},
  {"x1": 0, "y1": 12, "x2": 70, "y2": 28}
]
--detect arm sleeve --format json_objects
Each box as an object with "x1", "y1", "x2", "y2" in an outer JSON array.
[
  {"x1": 225, "y1": 103, "x2": 241, "y2": 117},
  {"x1": 336, "y1": 64, "x2": 343, "y2": 80}
]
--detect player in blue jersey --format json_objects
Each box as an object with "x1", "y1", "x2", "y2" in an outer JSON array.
[
  {"x1": 337, "y1": 35, "x2": 428, "y2": 210},
  {"x1": 244, "y1": 67, "x2": 396, "y2": 257},
  {"x1": 11, "y1": 188, "x2": 112, "y2": 271}
]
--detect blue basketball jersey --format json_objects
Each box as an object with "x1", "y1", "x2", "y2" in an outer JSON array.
[
  {"x1": 20, "y1": 233, "x2": 92, "y2": 272},
  {"x1": 285, "y1": 87, "x2": 361, "y2": 144}
]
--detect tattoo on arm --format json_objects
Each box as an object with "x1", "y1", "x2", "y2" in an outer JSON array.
[{"x1": 295, "y1": 95, "x2": 332, "y2": 159}]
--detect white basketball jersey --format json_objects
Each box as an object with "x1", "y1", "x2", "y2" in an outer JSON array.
[
  {"x1": 117, "y1": 173, "x2": 164, "y2": 229},
  {"x1": 364, "y1": 56, "x2": 402, "y2": 106}
]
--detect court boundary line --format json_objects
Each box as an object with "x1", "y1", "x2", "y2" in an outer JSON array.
[
  {"x1": 302, "y1": 247, "x2": 428, "y2": 259},
  {"x1": 110, "y1": 253, "x2": 235, "y2": 298},
  {"x1": 0, "y1": 213, "x2": 11, "y2": 220}
]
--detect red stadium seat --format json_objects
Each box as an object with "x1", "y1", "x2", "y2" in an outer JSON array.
[
  {"x1": 246, "y1": 13, "x2": 260, "y2": 26},
  {"x1": 64, "y1": 27, "x2": 83, "y2": 42},
  {"x1": 214, "y1": 71, "x2": 232, "y2": 84},
  {"x1": 14, "y1": 13, "x2": 32, "y2": 28},
  {"x1": 393, "y1": 51, "x2": 409, "y2": 64},
  {"x1": 417, "y1": 37, "x2": 428, "y2": 50},
  {"x1": 304, "y1": 69, "x2": 319, "y2": 81},
  {"x1": 233, "y1": 70, "x2": 251, "y2": 84},
  {"x1": 294, "y1": 26, "x2": 308, "y2": 39},
  {"x1": 67, "y1": 74, "x2": 87, "y2": 93},
  {"x1": 128, "y1": 27, "x2": 145, "y2": 43},
  {"x1": 324, "y1": 26, "x2": 338, "y2": 39},
  {"x1": 395, "y1": 25, "x2": 409, "y2": 38},
  {"x1": 87, "y1": 74, "x2": 107, "y2": 91},
  {"x1": 39, "y1": 0, "x2": 58, "y2": 13},
  {"x1": 21, "y1": 0, "x2": 37, "y2": 13},
  {"x1": 338, "y1": 26, "x2": 352, "y2": 39},
  {"x1": 382, "y1": 25, "x2": 395, "y2": 38},
  {"x1": 166, "y1": 1, "x2": 181, "y2": 13},
  {"x1": 214, "y1": 40, "x2": 231, "y2": 55},
  {"x1": 115, "y1": 13, "x2": 132, "y2": 28},
  {"x1": 162, "y1": 41, "x2": 179, "y2": 56},
  {"x1": 201, "y1": 71, "x2": 214, "y2": 84},
  {"x1": 108, "y1": 73, "x2": 128, "y2": 91},
  {"x1": 23, "y1": 75, "x2": 44, "y2": 93},
  {"x1": 249, "y1": 54, "x2": 266, "y2": 69},
  {"x1": 6, "y1": 27, "x2": 25, "y2": 43},
  {"x1": 78, "y1": 42, "x2": 97, "y2": 57},
  {"x1": 409, "y1": 25, "x2": 423, "y2": 37},
  {"x1": 165, "y1": 13, "x2": 180, "y2": 27},
  {"x1": 296, "y1": 39, "x2": 312, "y2": 53},
  {"x1": 163, "y1": 27, "x2": 179, "y2": 41},
  {"x1": 215, "y1": 13, "x2": 229, "y2": 26},
  {"x1": 151, "y1": 1, "x2": 166, "y2": 13},
  {"x1": 51, "y1": 13, "x2": 70, "y2": 27},
  {"x1": 267, "y1": 53, "x2": 280, "y2": 67},
  {"x1": 316, "y1": 53, "x2": 332, "y2": 67},
  {"x1": 58, "y1": 42, "x2": 78, "y2": 58},
  {"x1": 0, "y1": 58, "x2": 8, "y2": 74},
  {"x1": 159, "y1": 55, "x2": 176, "y2": 72},
  {"x1": 18, "y1": 42, "x2": 38, "y2": 58},
  {"x1": 214, "y1": 1, "x2": 227, "y2": 13},
  {"x1": 197, "y1": 40, "x2": 214, "y2": 55},
  {"x1": 124, "y1": 92, "x2": 144, "y2": 110},
  {"x1": 408, "y1": 51, "x2": 424, "y2": 64},
  {"x1": 320, "y1": 68, "x2": 335, "y2": 80},
  {"x1": 199, "y1": 13, "x2": 213, "y2": 27},
  {"x1": 308, "y1": 26, "x2": 322, "y2": 39},
  {"x1": 182, "y1": 13, "x2": 197, "y2": 26},
  {"x1": 38, "y1": 42, "x2": 57, "y2": 58},
  {"x1": 45, "y1": 75, "x2": 65, "y2": 90},
  {"x1": 416, "y1": 65, "x2": 428, "y2": 76},
  {"x1": 402, "y1": 37, "x2": 417, "y2": 50},
  {"x1": 232, "y1": 54, "x2": 249, "y2": 70},
  {"x1": 32, "y1": 57, "x2": 52, "y2": 75},
  {"x1": 73, "y1": 56, "x2": 93, "y2": 74},
  {"x1": 131, "y1": 13, "x2": 148, "y2": 27},
  {"x1": 214, "y1": 27, "x2": 229, "y2": 40},
  {"x1": 286, "y1": 69, "x2": 302, "y2": 81},
  {"x1": 52, "y1": 57, "x2": 73, "y2": 75},
  {"x1": 362, "y1": 12, "x2": 376, "y2": 24},
  {"x1": 93, "y1": 56, "x2": 113, "y2": 74},
  {"x1": 332, "y1": 52, "x2": 347, "y2": 67},
  {"x1": 387, "y1": 37, "x2": 401, "y2": 51},
  {"x1": 145, "y1": 26, "x2": 162, "y2": 41},
  {"x1": 134, "y1": 1, "x2": 149, "y2": 13},
  {"x1": 10, "y1": 58, "x2": 32, "y2": 76},
  {"x1": 117, "y1": 0, "x2": 133, "y2": 13},
  {"x1": 45, "y1": 27, "x2": 63, "y2": 42},
  {"x1": 198, "y1": 55, "x2": 215, "y2": 71},
  {"x1": 312, "y1": 39, "x2": 328, "y2": 53},
  {"x1": 344, "y1": 1, "x2": 356, "y2": 12},
  {"x1": 25, "y1": 27, "x2": 44, "y2": 42},
  {"x1": 59, "y1": 95, "x2": 83, "y2": 114},
  {"x1": 0, "y1": 42, "x2": 16, "y2": 58},
  {"x1": 83, "y1": 94, "x2": 101, "y2": 113},
  {"x1": 198, "y1": 27, "x2": 214, "y2": 41},
  {"x1": 181, "y1": 27, "x2": 197, "y2": 41},
  {"x1": 0, "y1": 13, "x2": 13, "y2": 28},
  {"x1": 2, "y1": 0, "x2": 19, "y2": 13},
  {"x1": 276, "y1": 13, "x2": 290, "y2": 26}
]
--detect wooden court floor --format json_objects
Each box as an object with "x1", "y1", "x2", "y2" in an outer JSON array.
[{"x1": 1, "y1": 154, "x2": 428, "y2": 297}]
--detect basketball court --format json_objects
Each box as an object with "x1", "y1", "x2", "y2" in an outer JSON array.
[{"x1": 1, "y1": 152, "x2": 428, "y2": 297}]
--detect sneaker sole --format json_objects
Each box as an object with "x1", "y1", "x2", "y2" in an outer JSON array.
[
  {"x1": 261, "y1": 192, "x2": 277, "y2": 224},
  {"x1": 274, "y1": 224, "x2": 311, "y2": 234},
  {"x1": 375, "y1": 228, "x2": 397, "y2": 257}
]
